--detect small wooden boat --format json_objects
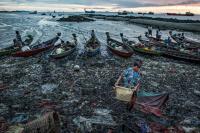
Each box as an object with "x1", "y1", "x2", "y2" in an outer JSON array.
[
  {"x1": 106, "y1": 32, "x2": 134, "y2": 58},
  {"x1": 139, "y1": 35, "x2": 200, "y2": 63},
  {"x1": 50, "y1": 34, "x2": 77, "y2": 59},
  {"x1": 142, "y1": 35, "x2": 179, "y2": 51},
  {"x1": 163, "y1": 49, "x2": 200, "y2": 63},
  {"x1": 12, "y1": 34, "x2": 60, "y2": 57},
  {"x1": 0, "y1": 35, "x2": 34, "y2": 57},
  {"x1": 120, "y1": 33, "x2": 163, "y2": 56},
  {"x1": 169, "y1": 32, "x2": 200, "y2": 49},
  {"x1": 132, "y1": 46, "x2": 163, "y2": 56},
  {"x1": 85, "y1": 30, "x2": 101, "y2": 57}
]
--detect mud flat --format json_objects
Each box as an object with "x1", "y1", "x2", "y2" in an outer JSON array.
[
  {"x1": 86, "y1": 14, "x2": 200, "y2": 32},
  {"x1": 0, "y1": 53, "x2": 200, "y2": 132}
]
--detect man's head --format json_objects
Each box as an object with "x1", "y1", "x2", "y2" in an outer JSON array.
[
  {"x1": 133, "y1": 62, "x2": 140, "y2": 72},
  {"x1": 57, "y1": 32, "x2": 61, "y2": 36},
  {"x1": 66, "y1": 41, "x2": 70, "y2": 44},
  {"x1": 135, "y1": 58, "x2": 143, "y2": 68},
  {"x1": 16, "y1": 31, "x2": 19, "y2": 35}
]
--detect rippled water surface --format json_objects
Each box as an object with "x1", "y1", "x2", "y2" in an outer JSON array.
[{"x1": 0, "y1": 12, "x2": 200, "y2": 56}]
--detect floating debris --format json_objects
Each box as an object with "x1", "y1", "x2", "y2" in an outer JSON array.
[{"x1": 41, "y1": 84, "x2": 58, "y2": 94}]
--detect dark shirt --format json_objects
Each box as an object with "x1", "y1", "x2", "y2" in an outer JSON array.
[{"x1": 16, "y1": 34, "x2": 22, "y2": 42}]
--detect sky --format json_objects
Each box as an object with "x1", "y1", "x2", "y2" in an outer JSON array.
[{"x1": 0, "y1": 0, "x2": 200, "y2": 14}]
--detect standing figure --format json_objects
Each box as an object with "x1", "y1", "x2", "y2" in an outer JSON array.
[
  {"x1": 147, "y1": 26, "x2": 153, "y2": 36},
  {"x1": 156, "y1": 28, "x2": 162, "y2": 41},
  {"x1": 123, "y1": 63, "x2": 141, "y2": 111},
  {"x1": 181, "y1": 33, "x2": 185, "y2": 39},
  {"x1": 13, "y1": 31, "x2": 23, "y2": 47}
]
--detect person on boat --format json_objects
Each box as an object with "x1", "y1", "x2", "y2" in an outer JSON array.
[
  {"x1": 63, "y1": 41, "x2": 71, "y2": 50},
  {"x1": 54, "y1": 33, "x2": 62, "y2": 47},
  {"x1": 145, "y1": 32, "x2": 149, "y2": 38},
  {"x1": 147, "y1": 26, "x2": 152, "y2": 36},
  {"x1": 13, "y1": 39, "x2": 21, "y2": 48},
  {"x1": 13, "y1": 31, "x2": 23, "y2": 47},
  {"x1": 156, "y1": 28, "x2": 162, "y2": 41},
  {"x1": 123, "y1": 63, "x2": 141, "y2": 88},
  {"x1": 158, "y1": 30, "x2": 162, "y2": 40},
  {"x1": 181, "y1": 33, "x2": 185, "y2": 39},
  {"x1": 91, "y1": 30, "x2": 96, "y2": 44},
  {"x1": 164, "y1": 36, "x2": 171, "y2": 46}
]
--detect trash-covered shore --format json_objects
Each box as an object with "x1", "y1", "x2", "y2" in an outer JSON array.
[{"x1": 0, "y1": 53, "x2": 200, "y2": 132}]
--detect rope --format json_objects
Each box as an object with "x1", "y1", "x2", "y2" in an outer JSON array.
[{"x1": 77, "y1": 26, "x2": 87, "y2": 43}]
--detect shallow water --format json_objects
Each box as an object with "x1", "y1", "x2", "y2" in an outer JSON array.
[{"x1": 0, "y1": 12, "x2": 200, "y2": 56}]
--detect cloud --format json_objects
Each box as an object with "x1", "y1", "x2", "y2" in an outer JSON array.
[
  {"x1": 1, "y1": 0, "x2": 200, "y2": 7},
  {"x1": 0, "y1": 0, "x2": 200, "y2": 13}
]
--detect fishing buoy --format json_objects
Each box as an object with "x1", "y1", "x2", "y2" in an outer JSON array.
[{"x1": 74, "y1": 65, "x2": 80, "y2": 71}]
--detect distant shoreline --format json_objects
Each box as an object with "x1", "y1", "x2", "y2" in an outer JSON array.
[{"x1": 85, "y1": 14, "x2": 200, "y2": 32}]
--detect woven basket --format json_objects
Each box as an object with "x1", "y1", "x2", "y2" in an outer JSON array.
[
  {"x1": 114, "y1": 74, "x2": 140, "y2": 102},
  {"x1": 115, "y1": 86, "x2": 133, "y2": 102}
]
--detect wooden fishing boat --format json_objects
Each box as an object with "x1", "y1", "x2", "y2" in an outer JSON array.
[
  {"x1": 85, "y1": 30, "x2": 101, "y2": 57},
  {"x1": 0, "y1": 35, "x2": 34, "y2": 57},
  {"x1": 163, "y1": 49, "x2": 200, "y2": 63},
  {"x1": 120, "y1": 33, "x2": 163, "y2": 56},
  {"x1": 132, "y1": 47, "x2": 163, "y2": 56},
  {"x1": 106, "y1": 32, "x2": 134, "y2": 58},
  {"x1": 50, "y1": 34, "x2": 77, "y2": 59},
  {"x1": 139, "y1": 35, "x2": 200, "y2": 63},
  {"x1": 12, "y1": 34, "x2": 60, "y2": 57},
  {"x1": 169, "y1": 32, "x2": 200, "y2": 49},
  {"x1": 142, "y1": 35, "x2": 179, "y2": 51}
]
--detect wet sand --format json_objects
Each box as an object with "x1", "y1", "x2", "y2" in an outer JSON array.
[{"x1": 88, "y1": 14, "x2": 200, "y2": 32}]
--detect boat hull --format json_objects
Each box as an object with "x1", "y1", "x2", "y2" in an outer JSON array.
[
  {"x1": 0, "y1": 47, "x2": 19, "y2": 57},
  {"x1": 85, "y1": 47, "x2": 100, "y2": 57},
  {"x1": 133, "y1": 47, "x2": 162, "y2": 56},
  {"x1": 13, "y1": 45, "x2": 53, "y2": 57},
  {"x1": 170, "y1": 34, "x2": 200, "y2": 49},
  {"x1": 106, "y1": 35, "x2": 134, "y2": 58},
  {"x1": 167, "y1": 13, "x2": 194, "y2": 16},
  {"x1": 107, "y1": 46, "x2": 134, "y2": 58},
  {"x1": 12, "y1": 37, "x2": 58, "y2": 57},
  {"x1": 50, "y1": 48, "x2": 76, "y2": 59},
  {"x1": 163, "y1": 50, "x2": 200, "y2": 63}
]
